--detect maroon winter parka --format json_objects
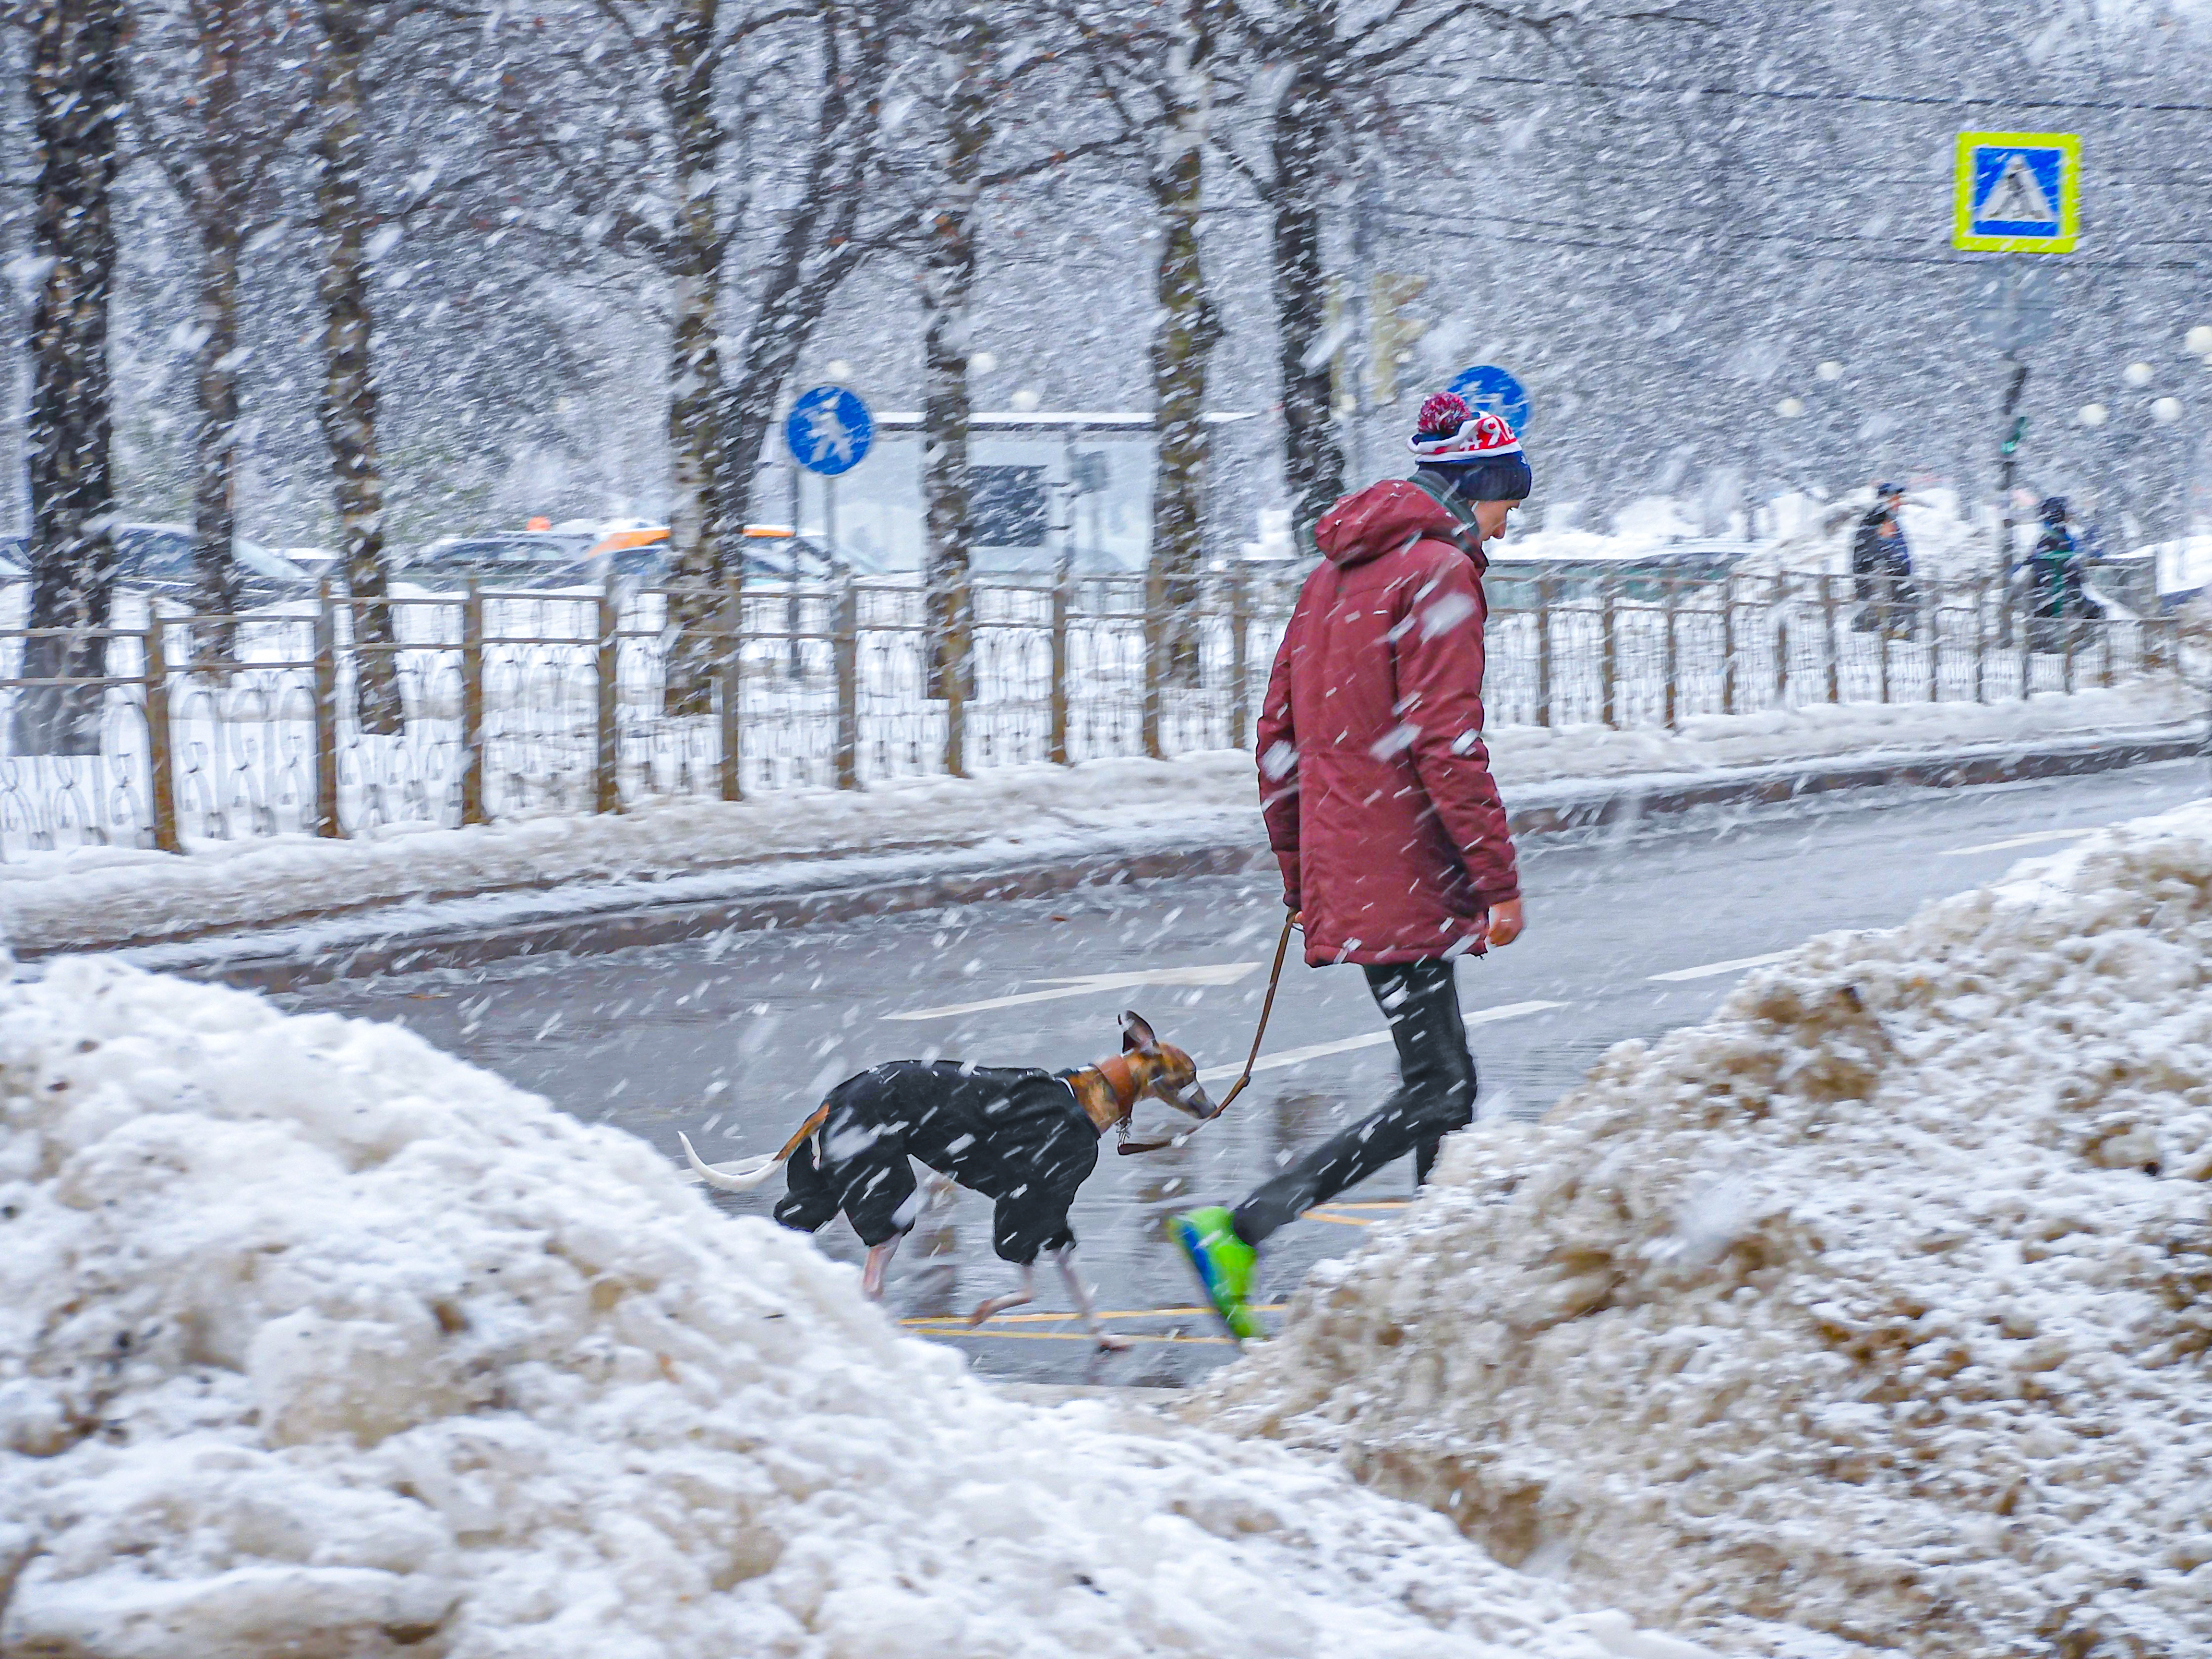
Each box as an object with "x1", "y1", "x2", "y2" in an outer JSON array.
[{"x1": 1258, "y1": 478, "x2": 1520, "y2": 967}]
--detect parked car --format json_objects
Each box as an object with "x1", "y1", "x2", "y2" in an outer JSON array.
[
  {"x1": 560, "y1": 525, "x2": 820, "y2": 587},
  {"x1": 390, "y1": 530, "x2": 597, "y2": 590},
  {"x1": 0, "y1": 523, "x2": 314, "y2": 603}
]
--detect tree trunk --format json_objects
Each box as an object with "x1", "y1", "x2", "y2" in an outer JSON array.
[
  {"x1": 661, "y1": 0, "x2": 727, "y2": 719},
  {"x1": 1146, "y1": 0, "x2": 1220, "y2": 706},
  {"x1": 16, "y1": 0, "x2": 124, "y2": 758},
  {"x1": 189, "y1": 0, "x2": 251, "y2": 662},
  {"x1": 314, "y1": 0, "x2": 402, "y2": 734},
  {"x1": 920, "y1": 14, "x2": 988, "y2": 720},
  {"x1": 192, "y1": 221, "x2": 245, "y2": 635},
  {"x1": 1270, "y1": 57, "x2": 1342, "y2": 547}
]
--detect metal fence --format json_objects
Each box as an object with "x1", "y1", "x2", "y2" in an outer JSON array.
[{"x1": 0, "y1": 570, "x2": 2184, "y2": 859}]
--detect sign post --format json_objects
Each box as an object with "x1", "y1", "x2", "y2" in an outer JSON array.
[
  {"x1": 785, "y1": 384, "x2": 873, "y2": 567},
  {"x1": 1955, "y1": 132, "x2": 2079, "y2": 646}
]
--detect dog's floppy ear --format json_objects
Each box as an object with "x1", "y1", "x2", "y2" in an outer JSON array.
[{"x1": 1119, "y1": 1010, "x2": 1159, "y2": 1053}]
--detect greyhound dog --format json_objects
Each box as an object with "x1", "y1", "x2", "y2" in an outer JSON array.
[{"x1": 682, "y1": 1011, "x2": 1214, "y2": 1350}]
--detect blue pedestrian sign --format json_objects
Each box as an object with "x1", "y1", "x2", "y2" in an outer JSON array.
[
  {"x1": 1953, "y1": 131, "x2": 2079, "y2": 254},
  {"x1": 1446, "y1": 364, "x2": 1531, "y2": 434},
  {"x1": 785, "y1": 385, "x2": 873, "y2": 475}
]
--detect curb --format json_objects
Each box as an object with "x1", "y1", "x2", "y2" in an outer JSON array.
[{"x1": 98, "y1": 725, "x2": 2206, "y2": 993}]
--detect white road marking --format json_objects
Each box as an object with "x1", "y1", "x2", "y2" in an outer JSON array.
[
  {"x1": 1939, "y1": 827, "x2": 2097, "y2": 857},
  {"x1": 1196, "y1": 1000, "x2": 1563, "y2": 1083},
  {"x1": 1648, "y1": 950, "x2": 1795, "y2": 983},
  {"x1": 885, "y1": 961, "x2": 1264, "y2": 1022}
]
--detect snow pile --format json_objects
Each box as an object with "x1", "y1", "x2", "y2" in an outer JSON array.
[
  {"x1": 0, "y1": 961, "x2": 1712, "y2": 1659},
  {"x1": 9, "y1": 679, "x2": 2195, "y2": 960},
  {"x1": 1201, "y1": 803, "x2": 2212, "y2": 1659}
]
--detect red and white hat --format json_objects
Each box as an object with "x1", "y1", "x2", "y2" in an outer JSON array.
[{"x1": 1408, "y1": 391, "x2": 1523, "y2": 463}]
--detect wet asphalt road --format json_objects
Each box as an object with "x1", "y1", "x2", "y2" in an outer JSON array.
[{"x1": 281, "y1": 758, "x2": 2207, "y2": 1386}]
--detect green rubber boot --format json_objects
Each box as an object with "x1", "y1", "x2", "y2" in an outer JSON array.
[{"x1": 1171, "y1": 1206, "x2": 1263, "y2": 1342}]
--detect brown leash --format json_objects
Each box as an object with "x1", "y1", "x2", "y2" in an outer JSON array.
[{"x1": 1118, "y1": 911, "x2": 1297, "y2": 1155}]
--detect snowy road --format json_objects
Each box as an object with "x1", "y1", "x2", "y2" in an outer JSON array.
[{"x1": 285, "y1": 756, "x2": 2209, "y2": 1385}]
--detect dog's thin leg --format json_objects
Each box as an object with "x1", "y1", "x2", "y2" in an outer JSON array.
[
  {"x1": 861, "y1": 1234, "x2": 902, "y2": 1302},
  {"x1": 1054, "y1": 1247, "x2": 1130, "y2": 1352},
  {"x1": 969, "y1": 1265, "x2": 1034, "y2": 1327}
]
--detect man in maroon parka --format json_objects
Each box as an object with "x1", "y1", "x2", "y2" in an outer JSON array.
[{"x1": 1174, "y1": 391, "x2": 1527, "y2": 1338}]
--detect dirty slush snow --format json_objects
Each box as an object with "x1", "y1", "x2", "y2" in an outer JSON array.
[
  {"x1": 0, "y1": 959, "x2": 1716, "y2": 1659},
  {"x1": 1198, "y1": 803, "x2": 2212, "y2": 1659}
]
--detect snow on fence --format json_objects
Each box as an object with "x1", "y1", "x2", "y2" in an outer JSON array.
[{"x1": 0, "y1": 570, "x2": 2183, "y2": 859}]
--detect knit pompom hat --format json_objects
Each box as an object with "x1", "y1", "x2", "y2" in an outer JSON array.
[{"x1": 1409, "y1": 391, "x2": 1523, "y2": 462}]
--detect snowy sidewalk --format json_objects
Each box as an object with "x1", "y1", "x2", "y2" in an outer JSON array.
[{"x1": 11, "y1": 679, "x2": 2200, "y2": 969}]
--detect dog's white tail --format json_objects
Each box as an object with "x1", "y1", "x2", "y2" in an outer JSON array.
[
  {"x1": 678, "y1": 1131, "x2": 782, "y2": 1192},
  {"x1": 679, "y1": 1101, "x2": 830, "y2": 1193}
]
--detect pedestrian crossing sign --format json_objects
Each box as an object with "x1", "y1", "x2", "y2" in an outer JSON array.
[{"x1": 1953, "y1": 131, "x2": 2079, "y2": 253}]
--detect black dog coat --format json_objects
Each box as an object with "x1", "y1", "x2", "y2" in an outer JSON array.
[{"x1": 772, "y1": 1060, "x2": 1099, "y2": 1264}]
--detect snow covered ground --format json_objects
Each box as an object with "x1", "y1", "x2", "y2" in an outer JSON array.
[
  {"x1": 0, "y1": 959, "x2": 1719, "y2": 1659},
  {"x1": 4, "y1": 678, "x2": 2195, "y2": 958},
  {"x1": 1198, "y1": 800, "x2": 2212, "y2": 1659}
]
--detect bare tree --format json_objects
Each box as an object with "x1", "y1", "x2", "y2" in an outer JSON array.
[
  {"x1": 715, "y1": 7, "x2": 887, "y2": 536},
  {"x1": 1218, "y1": 0, "x2": 1535, "y2": 540},
  {"x1": 127, "y1": 0, "x2": 295, "y2": 660},
  {"x1": 314, "y1": 0, "x2": 403, "y2": 732},
  {"x1": 884, "y1": 4, "x2": 1116, "y2": 746},
  {"x1": 1062, "y1": 0, "x2": 1227, "y2": 720},
  {"x1": 913, "y1": 7, "x2": 989, "y2": 726},
  {"x1": 14, "y1": 0, "x2": 123, "y2": 757},
  {"x1": 475, "y1": 0, "x2": 885, "y2": 717}
]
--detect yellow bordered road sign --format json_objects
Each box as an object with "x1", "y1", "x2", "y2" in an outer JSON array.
[{"x1": 1953, "y1": 131, "x2": 2079, "y2": 253}]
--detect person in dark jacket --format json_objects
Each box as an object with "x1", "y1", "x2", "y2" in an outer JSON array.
[
  {"x1": 1171, "y1": 390, "x2": 1527, "y2": 1339},
  {"x1": 1851, "y1": 483, "x2": 1915, "y2": 638},
  {"x1": 2017, "y1": 495, "x2": 2102, "y2": 651}
]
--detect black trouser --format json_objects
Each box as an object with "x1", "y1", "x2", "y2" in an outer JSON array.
[{"x1": 1231, "y1": 958, "x2": 1478, "y2": 1247}]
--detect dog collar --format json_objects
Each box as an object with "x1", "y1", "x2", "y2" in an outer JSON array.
[{"x1": 1061, "y1": 1062, "x2": 1132, "y2": 1133}]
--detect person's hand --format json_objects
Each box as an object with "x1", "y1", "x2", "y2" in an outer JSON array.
[{"x1": 1487, "y1": 897, "x2": 1525, "y2": 948}]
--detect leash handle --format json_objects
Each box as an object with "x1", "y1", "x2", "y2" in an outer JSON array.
[{"x1": 1118, "y1": 911, "x2": 1296, "y2": 1154}]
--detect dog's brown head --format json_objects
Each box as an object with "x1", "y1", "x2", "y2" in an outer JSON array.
[
  {"x1": 1115, "y1": 1009, "x2": 1215, "y2": 1121},
  {"x1": 1067, "y1": 1010, "x2": 1216, "y2": 1138}
]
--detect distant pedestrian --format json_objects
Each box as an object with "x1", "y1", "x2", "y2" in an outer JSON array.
[
  {"x1": 2017, "y1": 495, "x2": 2102, "y2": 652},
  {"x1": 1851, "y1": 483, "x2": 1916, "y2": 638},
  {"x1": 1170, "y1": 390, "x2": 1527, "y2": 1340}
]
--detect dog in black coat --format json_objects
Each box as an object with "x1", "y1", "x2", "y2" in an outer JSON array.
[{"x1": 683, "y1": 1011, "x2": 1213, "y2": 1348}]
